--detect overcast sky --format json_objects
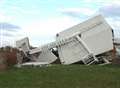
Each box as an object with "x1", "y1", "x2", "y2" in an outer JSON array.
[{"x1": 0, "y1": 0, "x2": 120, "y2": 47}]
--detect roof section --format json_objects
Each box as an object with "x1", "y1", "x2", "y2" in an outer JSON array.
[{"x1": 56, "y1": 15, "x2": 111, "y2": 40}]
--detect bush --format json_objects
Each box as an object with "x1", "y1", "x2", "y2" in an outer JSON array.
[{"x1": 0, "y1": 53, "x2": 7, "y2": 70}]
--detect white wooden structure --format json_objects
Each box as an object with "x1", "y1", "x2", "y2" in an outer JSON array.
[
  {"x1": 56, "y1": 15, "x2": 113, "y2": 55},
  {"x1": 16, "y1": 15, "x2": 113, "y2": 65},
  {"x1": 56, "y1": 15, "x2": 113, "y2": 64},
  {"x1": 16, "y1": 37, "x2": 58, "y2": 64},
  {"x1": 16, "y1": 37, "x2": 30, "y2": 52}
]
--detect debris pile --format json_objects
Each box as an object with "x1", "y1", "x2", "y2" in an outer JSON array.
[{"x1": 16, "y1": 15, "x2": 116, "y2": 67}]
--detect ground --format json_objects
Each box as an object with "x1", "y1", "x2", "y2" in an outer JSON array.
[{"x1": 0, "y1": 64, "x2": 120, "y2": 88}]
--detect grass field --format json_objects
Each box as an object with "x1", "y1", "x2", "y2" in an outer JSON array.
[{"x1": 0, "y1": 64, "x2": 120, "y2": 88}]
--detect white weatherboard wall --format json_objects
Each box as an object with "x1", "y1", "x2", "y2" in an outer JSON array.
[
  {"x1": 58, "y1": 38, "x2": 89, "y2": 64},
  {"x1": 56, "y1": 15, "x2": 113, "y2": 55}
]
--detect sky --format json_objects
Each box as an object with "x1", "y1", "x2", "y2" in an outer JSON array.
[{"x1": 0, "y1": 0, "x2": 120, "y2": 47}]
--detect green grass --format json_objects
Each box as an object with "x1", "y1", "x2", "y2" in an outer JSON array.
[{"x1": 0, "y1": 64, "x2": 120, "y2": 88}]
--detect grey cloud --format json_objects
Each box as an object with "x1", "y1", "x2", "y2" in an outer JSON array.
[
  {"x1": 2, "y1": 33, "x2": 14, "y2": 37},
  {"x1": 62, "y1": 11, "x2": 86, "y2": 18},
  {"x1": 60, "y1": 8, "x2": 95, "y2": 19},
  {"x1": 99, "y1": 5, "x2": 120, "y2": 17},
  {"x1": 62, "y1": 11, "x2": 80, "y2": 18},
  {"x1": 0, "y1": 22, "x2": 21, "y2": 31}
]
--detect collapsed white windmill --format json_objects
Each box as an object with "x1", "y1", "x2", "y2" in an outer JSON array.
[{"x1": 16, "y1": 15, "x2": 114, "y2": 66}]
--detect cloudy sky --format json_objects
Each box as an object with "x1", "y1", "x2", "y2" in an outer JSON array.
[{"x1": 0, "y1": 0, "x2": 120, "y2": 47}]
